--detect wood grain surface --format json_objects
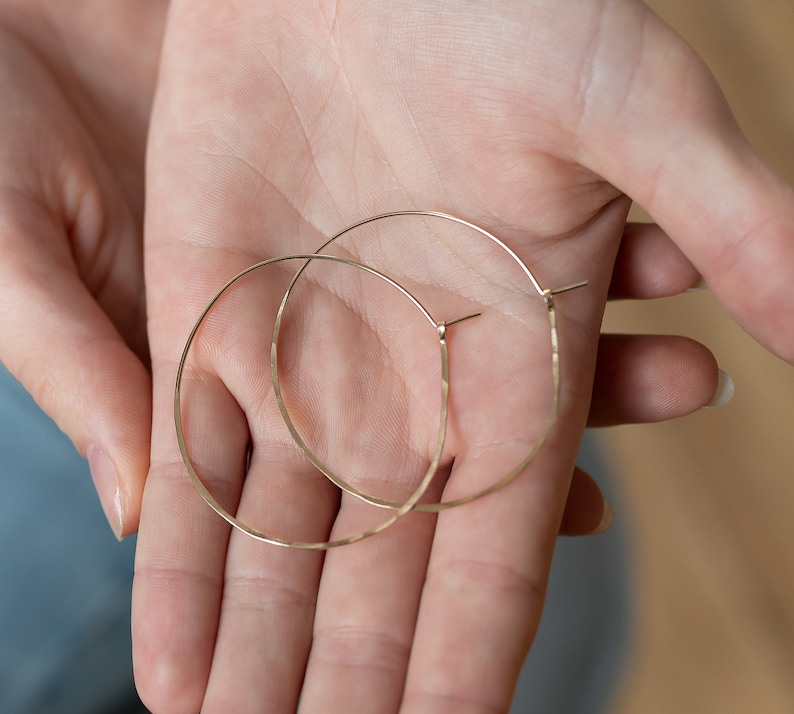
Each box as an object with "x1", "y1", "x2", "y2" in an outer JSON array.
[{"x1": 604, "y1": 2, "x2": 794, "y2": 712}]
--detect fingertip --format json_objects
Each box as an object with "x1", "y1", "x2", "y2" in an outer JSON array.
[
  {"x1": 686, "y1": 276, "x2": 708, "y2": 293},
  {"x1": 559, "y1": 466, "x2": 611, "y2": 536},
  {"x1": 86, "y1": 446, "x2": 125, "y2": 540},
  {"x1": 610, "y1": 222, "x2": 702, "y2": 300},
  {"x1": 133, "y1": 650, "x2": 205, "y2": 714},
  {"x1": 132, "y1": 609, "x2": 208, "y2": 714},
  {"x1": 589, "y1": 498, "x2": 615, "y2": 536},
  {"x1": 28, "y1": 336, "x2": 152, "y2": 538},
  {"x1": 86, "y1": 437, "x2": 148, "y2": 540},
  {"x1": 701, "y1": 368, "x2": 735, "y2": 410},
  {"x1": 81, "y1": 350, "x2": 151, "y2": 538},
  {"x1": 590, "y1": 334, "x2": 720, "y2": 426}
]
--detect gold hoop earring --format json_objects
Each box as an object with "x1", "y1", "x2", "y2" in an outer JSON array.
[
  {"x1": 271, "y1": 211, "x2": 587, "y2": 513},
  {"x1": 175, "y1": 252, "x2": 469, "y2": 549}
]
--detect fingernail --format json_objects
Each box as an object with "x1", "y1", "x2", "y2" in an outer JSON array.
[
  {"x1": 87, "y1": 446, "x2": 124, "y2": 541},
  {"x1": 702, "y1": 369, "x2": 735, "y2": 409},
  {"x1": 590, "y1": 500, "x2": 615, "y2": 536},
  {"x1": 686, "y1": 276, "x2": 708, "y2": 292}
]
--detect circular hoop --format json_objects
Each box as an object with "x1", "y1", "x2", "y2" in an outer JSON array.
[
  {"x1": 271, "y1": 211, "x2": 563, "y2": 513},
  {"x1": 174, "y1": 253, "x2": 451, "y2": 549}
]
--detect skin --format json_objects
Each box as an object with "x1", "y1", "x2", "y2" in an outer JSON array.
[
  {"x1": 0, "y1": 0, "x2": 713, "y2": 534},
  {"x1": 0, "y1": 0, "x2": 788, "y2": 712},
  {"x1": 132, "y1": 1, "x2": 793, "y2": 713},
  {"x1": 0, "y1": 0, "x2": 711, "y2": 540},
  {"x1": 0, "y1": 0, "x2": 165, "y2": 529}
]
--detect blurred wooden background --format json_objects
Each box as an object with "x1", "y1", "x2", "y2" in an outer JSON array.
[{"x1": 604, "y1": 1, "x2": 794, "y2": 712}]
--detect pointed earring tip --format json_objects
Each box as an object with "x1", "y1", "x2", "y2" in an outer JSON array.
[
  {"x1": 550, "y1": 280, "x2": 588, "y2": 296},
  {"x1": 444, "y1": 311, "x2": 482, "y2": 328}
]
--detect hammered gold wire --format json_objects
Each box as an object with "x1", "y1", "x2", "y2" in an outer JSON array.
[
  {"x1": 174, "y1": 253, "x2": 453, "y2": 549},
  {"x1": 271, "y1": 211, "x2": 587, "y2": 513}
]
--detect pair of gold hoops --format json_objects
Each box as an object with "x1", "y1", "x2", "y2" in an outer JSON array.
[{"x1": 174, "y1": 211, "x2": 586, "y2": 549}]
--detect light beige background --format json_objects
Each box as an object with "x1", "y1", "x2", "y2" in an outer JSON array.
[{"x1": 604, "y1": 1, "x2": 794, "y2": 712}]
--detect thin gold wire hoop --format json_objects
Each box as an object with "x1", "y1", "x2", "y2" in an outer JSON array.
[
  {"x1": 174, "y1": 253, "x2": 453, "y2": 549},
  {"x1": 271, "y1": 211, "x2": 587, "y2": 512}
]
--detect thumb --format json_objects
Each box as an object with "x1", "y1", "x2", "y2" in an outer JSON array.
[
  {"x1": 0, "y1": 195, "x2": 151, "y2": 539},
  {"x1": 577, "y1": 2, "x2": 794, "y2": 362}
]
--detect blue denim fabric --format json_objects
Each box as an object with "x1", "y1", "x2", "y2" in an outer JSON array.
[
  {"x1": 512, "y1": 433, "x2": 630, "y2": 713},
  {"x1": 0, "y1": 366, "x2": 144, "y2": 713}
]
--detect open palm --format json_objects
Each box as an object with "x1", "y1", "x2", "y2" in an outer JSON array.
[{"x1": 134, "y1": 1, "x2": 794, "y2": 712}]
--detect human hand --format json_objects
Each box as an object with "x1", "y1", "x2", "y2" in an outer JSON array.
[
  {"x1": 128, "y1": 0, "x2": 787, "y2": 711},
  {"x1": 0, "y1": 0, "x2": 166, "y2": 536},
  {"x1": 0, "y1": 0, "x2": 706, "y2": 548}
]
